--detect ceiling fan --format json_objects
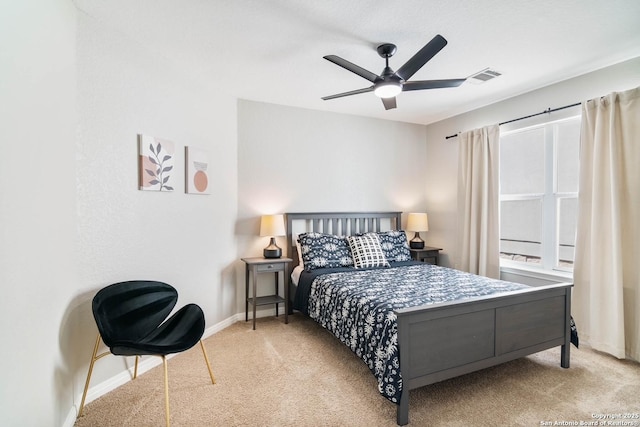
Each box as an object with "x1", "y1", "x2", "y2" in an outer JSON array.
[{"x1": 322, "y1": 34, "x2": 465, "y2": 110}]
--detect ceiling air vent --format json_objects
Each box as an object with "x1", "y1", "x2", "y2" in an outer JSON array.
[{"x1": 468, "y1": 68, "x2": 502, "y2": 84}]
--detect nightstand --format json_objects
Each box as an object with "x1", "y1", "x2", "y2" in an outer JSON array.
[
  {"x1": 410, "y1": 247, "x2": 442, "y2": 265},
  {"x1": 241, "y1": 257, "x2": 293, "y2": 330}
]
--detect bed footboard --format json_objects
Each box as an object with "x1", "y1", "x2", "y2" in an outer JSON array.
[{"x1": 396, "y1": 283, "x2": 572, "y2": 426}]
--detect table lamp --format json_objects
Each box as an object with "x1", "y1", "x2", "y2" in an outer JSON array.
[
  {"x1": 406, "y1": 213, "x2": 429, "y2": 249},
  {"x1": 260, "y1": 214, "x2": 285, "y2": 258}
]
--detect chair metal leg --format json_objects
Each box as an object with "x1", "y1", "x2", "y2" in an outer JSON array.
[
  {"x1": 199, "y1": 340, "x2": 216, "y2": 384},
  {"x1": 134, "y1": 355, "x2": 139, "y2": 379},
  {"x1": 163, "y1": 356, "x2": 170, "y2": 427},
  {"x1": 78, "y1": 333, "x2": 101, "y2": 417},
  {"x1": 80, "y1": 337, "x2": 211, "y2": 425},
  {"x1": 78, "y1": 333, "x2": 110, "y2": 417}
]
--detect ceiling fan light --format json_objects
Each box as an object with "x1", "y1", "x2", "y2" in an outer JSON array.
[{"x1": 374, "y1": 81, "x2": 402, "y2": 98}]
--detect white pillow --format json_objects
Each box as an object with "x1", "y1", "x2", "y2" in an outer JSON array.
[
  {"x1": 295, "y1": 238, "x2": 304, "y2": 269},
  {"x1": 290, "y1": 265, "x2": 304, "y2": 286}
]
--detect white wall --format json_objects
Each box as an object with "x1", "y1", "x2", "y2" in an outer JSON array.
[
  {"x1": 424, "y1": 57, "x2": 640, "y2": 272},
  {"x1": 0, "y1": 1, "x2": 78, "y2": 426},
  {"x1": 1, "y1": 2, "x2": 239, "y2": 425},
  {"x1": 236, "y1": 100, "x2": 428, "y2": 314},
  {"x1": 70, "y1": 7, "x2": 238, "y2": 407}
]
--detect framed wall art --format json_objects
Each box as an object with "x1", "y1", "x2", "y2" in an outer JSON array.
[
  {"x1": 185, "y1": 146, "x2": 210, "y2": 195},
  {"x1": 138, "y1": 134, "x2": 175, "y2": 191}
]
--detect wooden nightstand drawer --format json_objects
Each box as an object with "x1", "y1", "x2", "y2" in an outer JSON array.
[{"x1": 256, "y1": 262, "x2": 285, "y2": 272}]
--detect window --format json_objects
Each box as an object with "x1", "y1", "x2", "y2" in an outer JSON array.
[{"x1": 499, "y1": 116, "x2": 580, "y2": 272}]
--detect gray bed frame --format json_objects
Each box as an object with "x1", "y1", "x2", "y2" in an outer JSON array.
[{"x1": 285, "y1": 211, "x2": 572, "y2": 426}]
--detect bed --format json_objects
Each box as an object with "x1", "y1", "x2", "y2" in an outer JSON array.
[{"x1": 285, "y1": 211, "x2": 573, "y2": 425}]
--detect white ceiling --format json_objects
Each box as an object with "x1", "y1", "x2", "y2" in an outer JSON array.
[{"x1": 74, "y1": 0, "x2": 640, "y2": 125}]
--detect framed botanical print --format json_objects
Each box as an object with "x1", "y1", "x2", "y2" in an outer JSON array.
[{"x1": 138, "y1": 134, "x2": 175, "y2": 192}]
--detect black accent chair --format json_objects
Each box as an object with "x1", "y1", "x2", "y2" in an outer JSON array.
[{"x1": 78, "y1": 281, "x2": 215, "y2": 426}]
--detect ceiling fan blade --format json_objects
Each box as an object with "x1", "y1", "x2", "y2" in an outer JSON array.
[
  {"x1": 402, "y1": 79, "x2": 466, "y2": 91},
  {"x1": 396, "y1": 34, "x2": 448, "y2": 81},
  {"x1": 323, "y1": 55, "x2": 379, "y2": 83},
  {"x1": 381, "y1": 97, "x2": 397, "y2": 110},
  {"x1": 322, "y1": 86, "x2": 374, "y2": 100}
]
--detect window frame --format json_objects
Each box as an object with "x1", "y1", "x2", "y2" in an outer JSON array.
[{"x1": 499, "y1": 115, "x2": 580, "y2": 274}]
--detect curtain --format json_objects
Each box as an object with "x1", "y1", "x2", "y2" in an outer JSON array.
[
  {"x1": 456, "y1": 124, "x2": 500, "y2": 278},
  {"x1": 573, "y1": 86, "x2": 640, "y2": 361}
]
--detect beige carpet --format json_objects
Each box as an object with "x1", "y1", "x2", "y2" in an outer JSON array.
[{"x1": 75, "y1": 315, "x2": 639, "y2": 427}]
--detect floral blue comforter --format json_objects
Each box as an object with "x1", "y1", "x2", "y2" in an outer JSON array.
[{"x1": 297, "y1": 262, "x2": 530, "y2": 403}]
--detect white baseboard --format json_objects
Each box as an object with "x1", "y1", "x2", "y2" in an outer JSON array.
[
  {"x1": 66, "y1": 313, "x2": 243, "y2": 427},
  {"x1": 62, "y1": 407, "x2": 78, "y2": 427}
]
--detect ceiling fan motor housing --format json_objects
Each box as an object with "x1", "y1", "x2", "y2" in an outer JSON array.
[{"x1": 375, "y1": 43, "x2": 403, "y2": 97}]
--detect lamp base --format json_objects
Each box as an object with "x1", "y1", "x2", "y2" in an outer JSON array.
[
  {"x1": 263, "y1": 237, "x2": 282, "y2": 259},
  {"x1": 409, "y1": 232, "x2": 425, "y2": 249}
]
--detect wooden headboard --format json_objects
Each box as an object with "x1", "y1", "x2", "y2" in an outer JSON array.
[{"x1": 285, "y1": 211, "x2": 402, "y2": 270}]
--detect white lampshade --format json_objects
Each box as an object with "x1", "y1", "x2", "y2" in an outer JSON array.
[
  {"x1": 260, "y1": 214, "x2": 286, "y2": 237},
  {"x1": 406, "y1": 213, "x2": 429, "y2": 232}
]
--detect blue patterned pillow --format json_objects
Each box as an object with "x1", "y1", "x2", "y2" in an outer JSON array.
[
  {"x1": 347, "y1": 234, "x2": 390, "y2": 269},
  {"x1": 298, "y1": 232, "x2": 353, "y2": 270},
  {"x1": 374, "y1": 230, "x2": 412, "y2": 262}
]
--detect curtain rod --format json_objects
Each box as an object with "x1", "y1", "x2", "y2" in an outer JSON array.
[{"x1": 444, "y1": 102, "x2": 582, "y2": 140}]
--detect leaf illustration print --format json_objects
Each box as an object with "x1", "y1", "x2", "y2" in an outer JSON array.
[{"x1": 138, "y1": 134, "x2": 175, "y2": 191}]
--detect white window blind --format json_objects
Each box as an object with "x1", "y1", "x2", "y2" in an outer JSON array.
[{"x1": 499, "y1": 116, "x2": 580, "y2": 272}]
